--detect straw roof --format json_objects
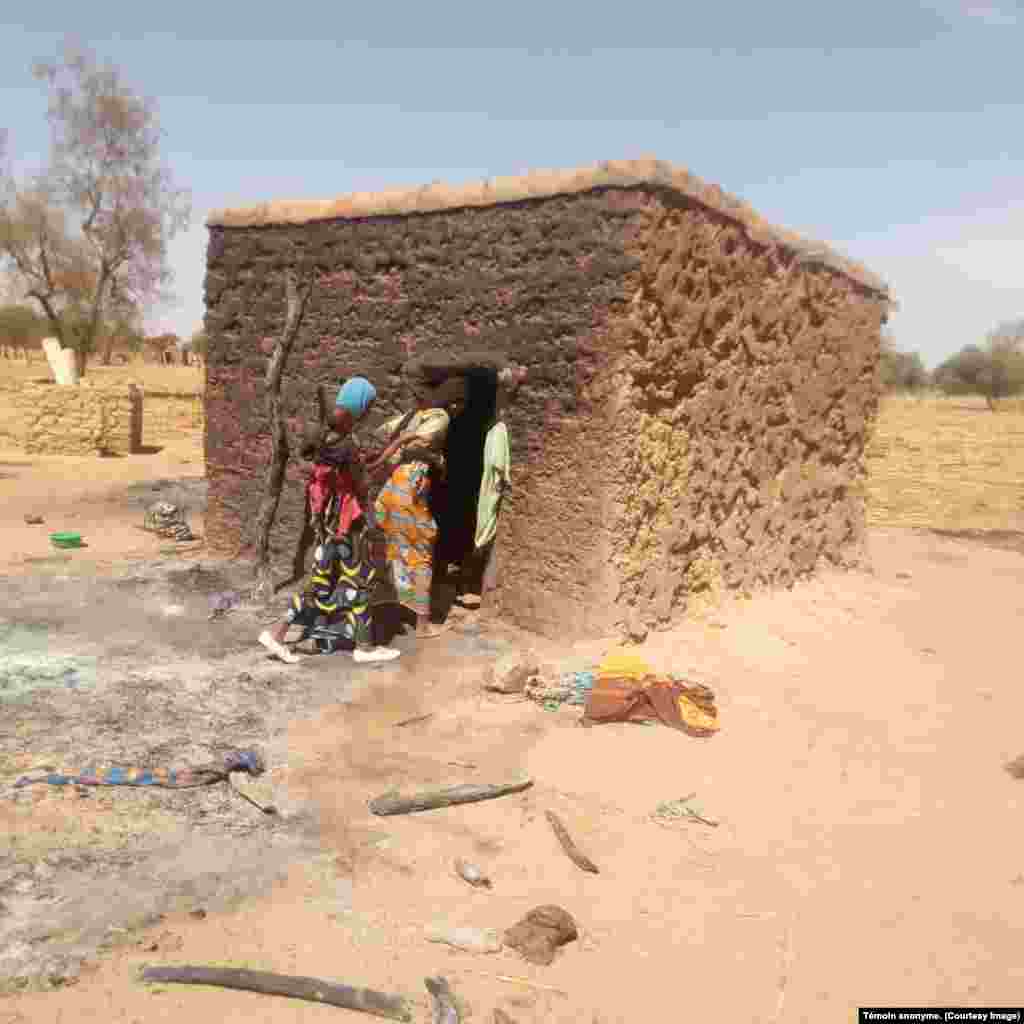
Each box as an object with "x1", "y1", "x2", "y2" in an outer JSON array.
[{"x1": 207, "y1": 157, "x2": 890, "y2": 298}]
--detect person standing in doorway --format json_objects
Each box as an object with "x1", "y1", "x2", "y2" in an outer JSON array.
[{"x1": 459, "y1": 365, "x2": 522, "y2": 610}]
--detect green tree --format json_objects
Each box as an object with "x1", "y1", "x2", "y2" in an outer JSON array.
[
  {"x1": 188, "y1": 327, "x2": 207, "y2": 360},
  {"x1": 0, "y1": 42, "x2": 190, "y2": 376},
  {"x1": 879, "y1": 331, "x2": 929, "y2": 393},
  {"x1": 935, "y1": 320, "x2": 1024, "y2": 408},
  {"x1": 0, "y1": 303, "x2": 47, "y2": 355}
]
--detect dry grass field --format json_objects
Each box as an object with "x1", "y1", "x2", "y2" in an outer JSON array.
[
  {"x1": 2, "y1": 361, "x2": 1022, "y2": 534},
  {"x1": 0, "y1": 357, "x2": 204, "y2": 393},
  {"x1": 866, "y1": 393, "x2": 1024, "y2": 531}
]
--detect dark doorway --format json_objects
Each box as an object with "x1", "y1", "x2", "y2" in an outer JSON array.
[{"x1": 432, "y1": 367, "x2": 498, "y2": 579}]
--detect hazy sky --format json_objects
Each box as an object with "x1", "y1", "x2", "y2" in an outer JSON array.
[{"x1": 2, "y1": 0, "x2": 1022, "y2": 368}]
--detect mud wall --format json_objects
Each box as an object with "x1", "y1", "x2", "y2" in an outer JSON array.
[
  {"x1": 8, "y1": 382, "x2": 143, "y2": 456},
  {"x1": 144, "y1": 390, "x2": 204, "y2": 441},
  {"x1": 609, "y1": 196, "x2": 886, "y2": 638},
  {"x1": 205, "y1": 173, "x2": 888, "y2": 640},
  {"x1": 204, "y1": 192, "x2": 641, "y2": 631}
]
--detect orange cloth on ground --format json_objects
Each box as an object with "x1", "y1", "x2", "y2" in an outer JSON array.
[{"x1": 584, "y1": 648, "x2": 720, "y2": 737}]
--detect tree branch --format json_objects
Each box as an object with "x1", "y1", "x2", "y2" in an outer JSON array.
[{"x1": 251, "y1": 268, "x2": 313, "y2": 602}]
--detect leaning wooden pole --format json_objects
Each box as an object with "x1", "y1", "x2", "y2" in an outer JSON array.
[{"x1": 251, "y1": 268, "x2": 313, "y2": 604}]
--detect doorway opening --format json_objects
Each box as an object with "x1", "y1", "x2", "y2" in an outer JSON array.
[{"x1": 432, "y1": 365, "x2": 499, "y2": 589}]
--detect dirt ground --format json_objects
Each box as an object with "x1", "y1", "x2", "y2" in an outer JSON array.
[{"x1": 3, "y1": 423, "x2": 1024, "y2": 1021}]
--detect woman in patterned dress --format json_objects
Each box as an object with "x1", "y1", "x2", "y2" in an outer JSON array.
[{"x1": 367, "y1": 377, "x2": 467, "y2": 639}]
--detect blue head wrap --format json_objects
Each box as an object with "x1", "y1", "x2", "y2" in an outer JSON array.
[{"x1": 335, "y1": 377, "x2": 377, "y2": 420}]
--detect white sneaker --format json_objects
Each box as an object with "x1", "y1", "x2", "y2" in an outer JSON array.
[
  {"x1": 258, "y1": 630, "x2": 302, "y2": 664},
  {"x1": 353, "y1": 646, "x2": 401, "y2": 664}
]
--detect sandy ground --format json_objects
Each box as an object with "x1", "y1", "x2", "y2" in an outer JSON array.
[
  {"x1": 0, "y1": 435, "x2": 205, "y2": 574},
  {"x1": 3, "y1": 445, "x2": 1024, "y2": 1021}
]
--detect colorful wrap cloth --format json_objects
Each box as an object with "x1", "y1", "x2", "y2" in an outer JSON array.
[
  {"x1": 583, "y1": 650, "x2": 720, "y2": 738},
  {"x1": 374, "y1": 461, "x2": 437, "y2": 617},
  {"x1": 307, "y1": 463, "x2": 363, "y2": 539},
  {"x1": 13, "y1": 749, "x2": 266, "y2": 789},
  {"x1": 287, "y1": 532, "x2": 377, "y2": 651}
]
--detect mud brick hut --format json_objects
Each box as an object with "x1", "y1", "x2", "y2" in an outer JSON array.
[{"x1": 204, "y1": 158, "x2": 892, "y2": 641}]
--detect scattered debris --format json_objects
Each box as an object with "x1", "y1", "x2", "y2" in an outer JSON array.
[
  {"x1": 1005, "y1": 755, "x2": 1024, "y2": 779},
  {"x1": 425, "y1": 976, "x2": 461, "y2": 1024},
  {"x1": 208, "y1": 590, "x2": 241, "y2": 621},
  {"x1": 458, "y1": 971, "x2": 568, "y2": 997},
  {"x1": 189, "y1": 909, "x2": 207, "y2": 920},
  {"x1": 369, "y1": 779, "x2": 533, "y2": 817},
  {"x1": 140, "y1": 965, "x2": 411, "y2": 1020},
  {"x1": 503, "y1": 905, "x2": 578, "y2": 966},
  {"x1": 23, "y1": 514, "x2": 44, "y2": 525},
  {"x1": 448, "y1": 760, "x2": 477, "y2": 769},
  {"x1": 483, "y1": 651, "x2": 540, "y2": 695},
  {"x1": 651, "y1": 794, "x2": 719, "y2": 828},
  {"x1": 769, "y1": 919, "x2": 797, "y2": 1024},
  {"x1": 143, "y1": 501, "x2": 195, "y2": 542},
  {"x1": 395, "y1": 713, "x2": 435, "y2": 729},
  {"x1": 50, "y1": 530, "x2": 83, "y2": 549},
  {"x1": 454, "y1": 858, "x2": 492, "y2": 889},
  {"x1": 525, "y1": 671, "x2": 593, "y2": 711},
  {"x1": 545, "y1": 811, "x2": 600, "y2": 874},
  {"x1": 425, "y1": 924, "x2": 503, "y2": 954},
  {"x1": 494, "y1": 1010, "x2": 519, "y2": 1024}
]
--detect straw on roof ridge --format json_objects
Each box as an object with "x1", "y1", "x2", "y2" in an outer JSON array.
[{"x1": 206, "y1": 157, "x2": 890, "y2": 297}]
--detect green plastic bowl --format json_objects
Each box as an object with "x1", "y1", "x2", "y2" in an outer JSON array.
[{"x1": 50, "y1": 532, "x2": 83, "y2": 549}]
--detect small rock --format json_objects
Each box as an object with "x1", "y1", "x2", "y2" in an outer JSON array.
[
  {"x1": 454, "y1": 858, "x2": 492, "y2": 889},
  {"x1": 896, "y1": 572, "x2": 912, "y2": 580},
  {"x1": 24, "y1": 514, "x2": 45, "y2": 525},
  {"x1": 483, "y1": 651, "x2": 539, "y2": 694},
  {"x1": 189, "y1": 908, "x2": 207, "y2": 920},
  {"x1": 503, "y1": 905, "x2": 578, "y2": 966},
  {"x1": 237, "y1": 672, "x2": 253, "y2": 683}
]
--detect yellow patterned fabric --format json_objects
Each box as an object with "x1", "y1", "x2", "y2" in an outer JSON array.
[
  {"x1": 597, "y1": 648, "x2": 653, "y2": 681},
  {"x1": 374, "y1": 460, "x2": 437, "y2": 617}
]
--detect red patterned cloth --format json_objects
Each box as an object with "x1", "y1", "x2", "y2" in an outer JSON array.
[{"x1": 307, "y1": 462, "x2": 362, "y2": 538}]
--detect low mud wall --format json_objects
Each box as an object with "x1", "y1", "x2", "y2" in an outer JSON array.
[
  {"x1": 143, "y1": 389, "x2": 205, "y2": 440},
  {"x1": 5, "y1": 382, "x2": 144, "y2": 456}
]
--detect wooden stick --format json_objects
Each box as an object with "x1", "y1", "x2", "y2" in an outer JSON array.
[
  {"x1": 369, "y1": 779, "x2": 532, "y2": 816},
  {"x1": 394, "y1": 713, "x2": 434, "y2": 729},
  {"x1": 457, "y1": 970, "x2": 567, "y2": 997},
  {"x1": 424, "y1": 976, "x2": 460, "y2": 1023},
  {"x1": 140, "y1": 965, "x2": 410, "y2": 1021},
  {"x1": 545, "y1": 811, "x2": 599, "y2": 874},
  {"x1": 251, "y1": 269, "x2": 313, "y2": 604}
]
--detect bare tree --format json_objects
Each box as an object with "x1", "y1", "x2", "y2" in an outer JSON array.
[{"x1": 0, "y1": 42, "x2": 190, "y2": 376}]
